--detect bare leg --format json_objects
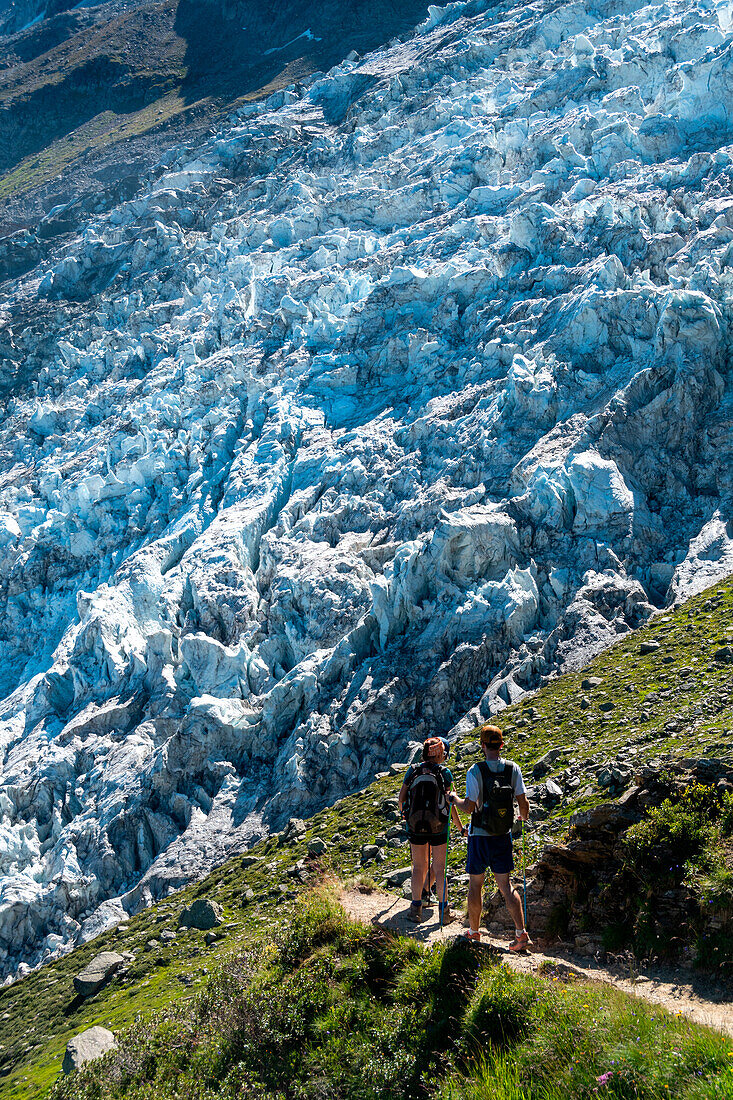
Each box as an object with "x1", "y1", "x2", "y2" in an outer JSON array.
[
  {"x1": 468, "y1": 873, "x2": 485, "y2": 931},
  {"x1": 410, "y1": 843, "x2": 429, "y2": 903},
  {"x1": 494, "y1": 872, "x2": 525, "y2": 932}
]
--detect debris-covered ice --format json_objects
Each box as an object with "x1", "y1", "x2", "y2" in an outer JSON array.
[{"x1": 0, "y1": 0, "x2": 732, "y2": 975}]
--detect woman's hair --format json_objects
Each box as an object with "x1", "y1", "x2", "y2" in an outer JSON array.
[{"x1": 422, "y1": 737, "x2": 444, "y2": 761}]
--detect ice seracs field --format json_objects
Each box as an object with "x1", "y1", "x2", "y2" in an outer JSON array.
[{"x1": 0, "y1": 0, "x2": 732, "y2": 978}]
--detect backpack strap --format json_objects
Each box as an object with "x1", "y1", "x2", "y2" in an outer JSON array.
[{"x1": 470, "y1": 761, "x2": 493, "y2": 831}]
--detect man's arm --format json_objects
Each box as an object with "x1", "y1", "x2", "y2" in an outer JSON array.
[
  {"x1": 450, "y1": 791, "x2": 476, "y2": 815},
  {"x1": 517, "y1": 793, "x2": 530, "y2": 821}
]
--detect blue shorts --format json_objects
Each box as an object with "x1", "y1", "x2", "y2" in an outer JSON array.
[{"x1": 466, "y1": 832, "x2": 514, "y2": 875}]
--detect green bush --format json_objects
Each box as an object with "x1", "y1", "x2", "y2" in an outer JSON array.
[
  {"x1": 463, "y1": 968, "x2": 537, "y2": 1051},
  {"x1": 622, "y1": 783, "x2": 720, "y2": 889}
]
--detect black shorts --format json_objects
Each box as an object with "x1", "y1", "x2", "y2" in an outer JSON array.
[{"x1": 408, "y1": 832, "x2": 448, "y2": 847}]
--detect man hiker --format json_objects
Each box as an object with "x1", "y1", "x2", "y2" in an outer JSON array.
[
  {"x1": 398, "y1": 737, "x2": 464, "y2": 924},
  {"x1": 449, "y1": 723, "x2": 532, "y2": 950}
]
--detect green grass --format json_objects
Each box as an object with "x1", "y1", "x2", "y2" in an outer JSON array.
[
  {"x1": 46, "y1": 891, "x2": 733, "y2": 1100},
  {"x1": 0, "y1": 576, "x2": 731, "y2": 1098}
]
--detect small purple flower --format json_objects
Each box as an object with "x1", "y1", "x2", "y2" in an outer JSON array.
[{"x1": 596, "y1": 1072, "x2": 613, "y2": 1086}]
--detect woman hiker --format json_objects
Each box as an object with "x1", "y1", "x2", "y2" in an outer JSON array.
[
  {"x1": 398, "y1": 737, "x2": 465, "y2": 924},
  {"x1": 449, "y1": 723, "x2": 532, "y2": 950}
]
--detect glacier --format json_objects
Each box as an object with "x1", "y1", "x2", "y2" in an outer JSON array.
[{"x1": 1, "y1": 0, "x2": 732, "y2": 976}]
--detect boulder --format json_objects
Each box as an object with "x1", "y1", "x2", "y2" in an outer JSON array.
[
  {"x1": 545, "y1": 779, "x2": 563, "y2": 801},
  {"x1": 639, "y1": 641, "x2": 661, "y2": 655},
  {"x1": 282, "y1": 818, "x2": 306, "y2": 843},
  {"x1": 533, "y1": 749, "x2": 562, "y2": 778},
  {"x1": 307, "y1": 837, "x2": 328, "y2": 856},
  {"x1": 581, "y1": 677, "x2": 603, "y2": 689},
  {"x1": 383, "y1": 865, "x2": 412, "y2": 886},
  {"x1": 73, "y1": 951, "x2": 124, "y2": 997},
  {"x1": 178, "y1": 899, "x2": 222, "y2": 931},
  {"x1": 62, "y1": 1026, "x2": 117, "y2": 1073}
]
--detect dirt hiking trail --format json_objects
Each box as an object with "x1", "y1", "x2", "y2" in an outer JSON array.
[{"x1": 340, "y1": 888, "x2": 733, "y2": 1037}]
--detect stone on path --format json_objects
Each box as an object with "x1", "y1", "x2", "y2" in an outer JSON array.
[
  {"x1": 62, "y1": 1026, "x2": 117, "y2": 1073},
  {"x1": 178, "y1": 898, "x2": 222, "y2": 930},
  {"x1": 73, "y1": 951, "x2": 124, "y2": 997}
]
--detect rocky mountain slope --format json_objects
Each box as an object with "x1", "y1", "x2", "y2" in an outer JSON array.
[
  {"x1": 1, "y1": 0, "x2": 733, "y2": 979},
  {"x1": 0, "y1": 0, "x2": 432, "y2": 234},
  {"x1": 0, "y1": 574, "x2": 731, "y2": 1098}
]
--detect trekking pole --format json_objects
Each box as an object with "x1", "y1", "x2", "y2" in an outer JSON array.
[
  {"x1": 440, "y1": 822, "x2": 444, "y2": 932},
  {"x1": 521, "y1": 819, "x2": 528, "y2": 928}
]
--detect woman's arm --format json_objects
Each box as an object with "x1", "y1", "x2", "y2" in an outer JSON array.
[{"x1": 398, "y1": 782, "x2": 409, "y2": 816}]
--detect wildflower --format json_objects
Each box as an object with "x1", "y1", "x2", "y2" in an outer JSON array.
[{"x1": 596, "y1": 1072, "x2": 613, "y2": 1086}]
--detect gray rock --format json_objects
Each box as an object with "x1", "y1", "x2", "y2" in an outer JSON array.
[
  {"x1": 533, "y1": 749, "x2": 562, "y2": 778},
  {"x1": 360, "y1": 845, "x2": 379, "y2": 864},
  {"x1": 62, "y1": 1026, "x2": 117, "y2": 1073},
  {"x1": 639, "y1": 641, "x2": 661, "y2": 655},
  {"x1": 580, "y1": 696, "x2": 590, "y2": 709},
  {"x1": 282, "y1": 818, "x2": 306, "y2": 843},
  {"x1": 240, "y1": 887, "x2": 255, "y2": 905},
  {"x1": 581, "y1": 677, "x2": 603, "y2": 689},
  {"x1": 389, "y1": 763, "x2": 410, "y2": 776},
  {"x1": 545, "y1": 779, "x2": 563, "y2": 801},
  {"x1": 73, "y1": 951, "x2": 124, "y2": 997},
  {"x1": 240, "y1": 855, "x2": 260, "y2": 869},
  {"x1": 160, "y1": 930, "x2": 177, "y2": 943},
  {"x1": 714, "y1": 646, "x2": 733, "y2": 663},
  {"x1": 599, "y1": 700, "x2": 615, "y2": 712},
  {"x1": 384, "y1": 865, "x2": 412, "y2": 886},
  {"x1": 178, "y1": 899, "x2": 222, "y2": 931},
  {"x1": 307, "y1": 837, "x2": 328, "y2": 856}
]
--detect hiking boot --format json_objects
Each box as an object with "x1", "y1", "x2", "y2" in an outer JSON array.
[
  {"x1": 508, "y1": 930, "x2": 532, "y2": 953},
  {"x1": 407, "y1": 900, "x2": 423, "y2": 923},
  {"x1": 463, "y1": 929, "x2": 481, "y2": 942},
  {"x1": 438, "y1": 903, "x2": 456, "y2": 925}
]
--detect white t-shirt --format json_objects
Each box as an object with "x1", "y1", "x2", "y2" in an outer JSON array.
[{"x1": 465, "y1": 757, "x2": 527, "y2": 837}]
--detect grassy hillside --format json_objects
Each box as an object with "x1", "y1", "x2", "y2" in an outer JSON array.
[
  {"x1": 0, "y1": 575, "x2": 731, "y2": 1098},
  {"x1": 49, "y1": 891, "x2": 733, "y2": 1100}
]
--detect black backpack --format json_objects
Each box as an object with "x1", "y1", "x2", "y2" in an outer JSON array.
[
  {"x1": 404, "y1": 763, "x2": 450, "y2": 836},
  {"x1": 471, "y1": 761, "x2": 516, "y2": 835}
]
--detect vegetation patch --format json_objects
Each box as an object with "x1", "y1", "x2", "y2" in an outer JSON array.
[{"x1": 49, "y1": 893, "x2": 733, "y2": 1100}]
